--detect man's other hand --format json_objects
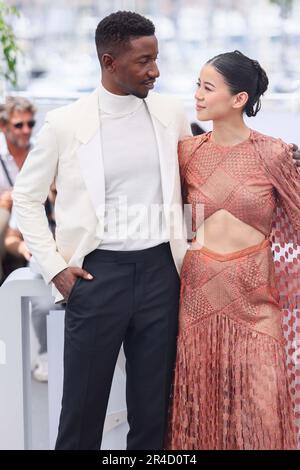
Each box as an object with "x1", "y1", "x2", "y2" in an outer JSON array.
[{"x1": 289, "y1": 143, "x2": 300, "y2": 167}]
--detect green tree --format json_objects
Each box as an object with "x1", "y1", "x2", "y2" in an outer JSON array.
[{"x1": 0, "y1": 1, "x2": 19, "y2": 87}]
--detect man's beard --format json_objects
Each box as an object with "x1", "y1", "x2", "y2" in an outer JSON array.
[{"x1": 15, "y1": 139, "x2": 30, "y2": 150}]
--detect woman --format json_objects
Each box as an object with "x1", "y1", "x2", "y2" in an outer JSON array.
[{"x1": 167, "y1": 51, "x2": 299, "y2": 450}]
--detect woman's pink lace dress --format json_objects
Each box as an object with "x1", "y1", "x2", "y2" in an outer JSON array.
[{"x1": 167, "y1": 130, "x2": 300, "y2": 450}]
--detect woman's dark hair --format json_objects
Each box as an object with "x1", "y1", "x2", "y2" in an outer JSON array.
[
  {"x1": 95, "y1": 11, "x2": 155, "y2": 66},
  {"x1": 191, "y1": 122, "x2": 206, "y2": 136},
  {"x1": 207, "y1": 50, "x2": 269, "y2": 117}
]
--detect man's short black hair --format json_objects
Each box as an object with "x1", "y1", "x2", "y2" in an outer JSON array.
[{"x1": 95, "y1": 11, "x2": 155, "y2": 66}]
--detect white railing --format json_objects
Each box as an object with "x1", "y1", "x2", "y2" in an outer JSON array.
[{"x1": 0, "y1": 268, "x2": 128, "y2": 450}]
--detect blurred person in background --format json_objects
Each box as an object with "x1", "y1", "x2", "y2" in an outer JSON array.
[
  {"x1": 167, "y1": 50, "x2": 300, "y2": 450},
  {"x1": 0, "y1": 96, "x2": 60, "y2": 382},
  {"x1": 0, "y1": 96, "x2": 36, "y2": 275}
]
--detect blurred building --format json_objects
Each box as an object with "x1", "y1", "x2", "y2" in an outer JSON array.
[
  {"x1": 1, "y1": 0, "x2": 299, "y2": 144},
  {"x1": 4, "y1": 0, "x2": 300, "y2": 98}
]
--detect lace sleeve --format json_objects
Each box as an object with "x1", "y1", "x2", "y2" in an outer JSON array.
[
  {"x1": 253, "y1": 133, "x2": 300, "y2": 441},
  {"x1": 254, "y1": 136, "x2": 300, "y2": 231}
]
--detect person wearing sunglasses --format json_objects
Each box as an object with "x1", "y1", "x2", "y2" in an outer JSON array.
[
  {"x1": 0, "y1": 96, "x2": 36, "y2": 176},
  {"x1": 0, "y1": 96, "x2": 36, "y2": 274},
  {"x1": 0, "y1": 96, "x2": 61, "y2": 382}
]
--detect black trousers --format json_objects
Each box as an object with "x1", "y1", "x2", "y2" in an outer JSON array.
[{"x1": 55, "y1": 243, "x2": 180, "y2": 450}]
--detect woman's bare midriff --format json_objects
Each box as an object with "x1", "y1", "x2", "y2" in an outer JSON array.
[{"x1": 190, "y1": 209, "x2": 266, "y2": 254}]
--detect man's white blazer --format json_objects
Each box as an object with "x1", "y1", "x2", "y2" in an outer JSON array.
[{"x1": 13, "y1": 88, "x2": 191, "y2": 302}]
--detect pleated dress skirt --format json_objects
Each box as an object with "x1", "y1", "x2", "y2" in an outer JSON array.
[{"x1": 167, "y1": 239, "x2": 298, "y2": 450}]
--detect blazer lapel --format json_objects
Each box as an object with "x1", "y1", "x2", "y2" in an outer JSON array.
[
  {"x1": 145, "y1": 93, "x2": 176, "y2": 209},
  {"x1": 75, "y1": 90, "x2": 178, "y2": 221},
  {"x1": 75, "y1": 88, "x2": 105, "y2": 220}
]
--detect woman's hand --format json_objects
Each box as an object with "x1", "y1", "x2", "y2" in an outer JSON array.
[{"x1": 289, "y1": 143, "x2": 300, "y2": 167}]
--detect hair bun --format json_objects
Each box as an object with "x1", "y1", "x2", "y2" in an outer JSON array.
[
  {"x1": 251, "y1": 59, "x2": 269, "y2": 97},
  {"x1": 251, "y1": 59, "x2": 261, "y2": 72}
]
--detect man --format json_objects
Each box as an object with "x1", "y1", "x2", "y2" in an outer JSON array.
[
  {"x1": 0, "y1": 96, "x2": 36, "y2": 197},
  {"x1": 0, "y1": 96, "x2": 58, "y2": 382},
  {"x1": 0, "y1": 96, "x2": 37, "y2": 271},
  {"x1": 13, "y1": 12, "x2": 191, "y2": 450},
  {"x1": 13, "y1": 11, "x2": 300, "y2": 450}
]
